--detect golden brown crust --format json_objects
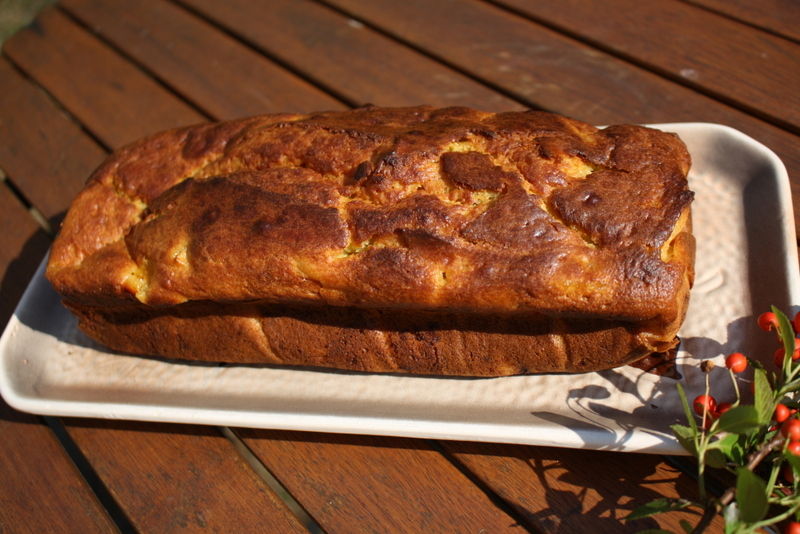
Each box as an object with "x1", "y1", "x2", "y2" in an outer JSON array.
[
  {"x1": 46, "y1": 106, "x2": 694, "y2": 375},
  {"x1": 63, "y1": 301, "x2": 656, "y2": 375}
]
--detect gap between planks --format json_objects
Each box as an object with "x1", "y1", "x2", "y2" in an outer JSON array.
[
  {"x1": 475, "y1": 0, "x2": 800, "y2": 136},
  {"x1": 43, "y1": 416, "x2": 138, "y2": 534},
  {"x1": 218, "y1": 426, "x2": 323, "y2": 534},
  {"x1": 163, "y1": 0, "x2": 359, "y2": 109},
  {"x1": 53, "y1": 4, "x2": 215, "y2": 134},
  {"x1": 0, "y1": 165, "x2": 54, "y2": 236}
]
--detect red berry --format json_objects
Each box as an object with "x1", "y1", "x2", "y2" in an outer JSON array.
[
  {"x1": 693, "y1": 395, "x2": 717, "y2": 416},
  {"x1": 784, "y1": 463, "x2": 795, "y2": 484},
  {"x1": 725, "y1": 352, "x2": 747, "y2": 373},
  {"x1": 759, "y1": 311, "x2": 779, "y2": 332},
  {"x1": 786, "y1": 521, "x2": 800, "y2": 534},
  {"x1": 795, "y1": 311, "x2": 800, "y2": 333},
  {"x1": 780, "y1": 343, "x2": 800, "y2": 364},
  {"x1": 776, "y1": 404, "x2": 792, "y2": 423},
  {"x1": 788, "y1": 441, "x2": 800, "y2": 456},
  {"x1": 716, "y1": 402, "x2": 733, "y2": 416},
  {"x1": 783, "y1": 419, "x2": 800, "y2": 441}
]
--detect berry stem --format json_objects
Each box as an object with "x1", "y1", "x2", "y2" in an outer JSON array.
[{"x1": 729, "y1": 367, "x2": 741, "y2": 404}]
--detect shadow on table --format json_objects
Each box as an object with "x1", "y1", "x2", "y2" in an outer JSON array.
[
  {"x1": 0, "y1": 225, "x2": 51, "y2": 330},
  {"x1": 442, "y1": 438, "x2": 707, "y2": 533},
  {"x1": 529, "y1": 315, "x2": 755, "y2": 453}
]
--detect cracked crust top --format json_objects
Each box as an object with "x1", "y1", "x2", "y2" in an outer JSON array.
[{"x1": 47, "y1": 106, "x2": 694, "y2": 353}]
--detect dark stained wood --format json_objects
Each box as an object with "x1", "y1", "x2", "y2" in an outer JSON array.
[
  {"x1": 237, "y1": 429, "x2": 526, "y2": 533},
  {"x1": 0, "y1": 58, "x2": 106, "y2": 223},
  {"x1": 0, "y1": 399, "x2": 118, "y2": 534},
  {"x1": 323, "y1": 0, "x2": 701, "y2": 122},
  {"x1": 493, "y1": 0, "x2": 800, "y2": 133},
  {"x1": 2, "y1": 6, "x2": 205, "y2": 148},
  {"x1": 60, "y1": 0, "x2": 346, "y2": 119},
  {"x1": 440, "y1": 441, "x2": 724, "y2": 533},
  {"x1": 176, "y1": 0, "x2": 525, "y2": 112},
  {"x1": 3, "y1": 6, "x2": 534, "y2": 529},
  {"x1": 65, "y1": 420, "x2": 309, "y2": 533},
  {"x1": 1, "y1": 15, "x2": 320, "y2": 530},
  {"x1": 322, "y1": 0, "x2": 800, "y2": 232},
  {"x1": 684, "y1": 0, "x2": 800, "y2": 44},
  {"x1": 0, "y1": 183, "x2": 50, "y2": 328},
  {"x1": 0, "y1": 0, "x2": 796, "y2": 531}
]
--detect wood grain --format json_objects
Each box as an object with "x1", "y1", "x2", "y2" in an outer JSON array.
[
  {"x1": 323, "y1": 0, "x2": 800, "y2": 232},
  {"x1": 65, "y1": 420, "x2": 309, "y2": 533},
  {"x1": 0, "y1": 1, "x2": 793, "y2": 531},
  {"x1": 493, "y1": 0, "x2": 800, "y2": 133},
  {"x1": 0, "y1": 58, "x2": 105, "y2": 224},
  {"x1": 177, "y1": 0, "x2": 525, "y2": 112},
  {"x1": 441, "y1": 441, "x2": 724, "y2": 533},
  {"x1": 237, "y1": 429, "x2": 526, "y2": 533},
  {"x1": 684, "y1": 0, "x2": 800, "y2": 43},
  {"x1": 1, "y1": 12, "x2": 330, "y2": 530},
  {"x1": 0, "y1": 399, "x2": 117, "y2": 534},
  {"x1": 2, "y1": 6, "x2": 204, "y2": 148},
  {"x1": 61, "y1": 0, "x2": 346, "y2": 119}
]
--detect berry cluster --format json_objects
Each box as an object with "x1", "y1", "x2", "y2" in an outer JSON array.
[
  {"x1": 631, "y1": 307, "x2": 800, "y2": 533},
  {"x1": 758, "y1": 310, "x2": 800, "y2": 534},
  {"x1": 692, "y1": 311, "x2": 800, "y2": 432},
  {"x1": 762, "y1": 311, "x2": 800, "y2": 366}
]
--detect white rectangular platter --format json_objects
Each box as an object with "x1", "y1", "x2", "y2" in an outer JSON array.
[{"x1": 2, "y1": 123, "x2": 798, "y2": 455}]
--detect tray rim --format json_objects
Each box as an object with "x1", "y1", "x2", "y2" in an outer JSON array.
[{"x1": 2, "y1": 121, "x2": 798, "y2": 454}]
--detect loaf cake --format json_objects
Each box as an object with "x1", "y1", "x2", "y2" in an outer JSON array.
[{"x1": 46, "y1": 106, "x2": 695, "y2": 376}]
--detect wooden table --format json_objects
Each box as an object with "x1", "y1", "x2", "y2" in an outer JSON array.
[{"x1": 1, "y1": 1, "x2": 797, "y2": 532}]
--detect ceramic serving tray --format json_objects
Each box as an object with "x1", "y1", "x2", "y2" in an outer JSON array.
[{"x1": 2, "y1": 123, "x2": 798, "y2": 455}]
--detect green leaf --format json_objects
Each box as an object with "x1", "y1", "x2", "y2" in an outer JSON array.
[
  {"x1": 716, "y1": 432, "x2": 746, "y2": 464},
  {"x1": 676, "y1": 383, "x2": 697, "y2": 434},
  {"x1": 753, "y1": 367, "x2": 775, "y2": 425},
  {"x1": 671, "y1": 424, "x2": 698, "y2": 457},
  {"x1": 716, "y1": 405, "x2": 761, "y2": 435},
  {"x1": 704, "y1": 447, "x2": 728, "y2": 469},
  {"x1": 679, "y1": 519, "x2": 693, "y2": 534},
  {"x1": 626, "y1": 498, "x2": 690, "y2": 520},
  {"x1": 735, "y1": 467, "x2": 768, "y2": 523},
  {"x1": 785, "y1": 451, "x2": 800, "y2": 479},
  {"x1": 774, "y1": 306, "x2": 796, "y2": 356}
]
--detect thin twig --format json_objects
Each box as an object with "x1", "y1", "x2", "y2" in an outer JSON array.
[{"x1": 692, "y1": 435, "x2": 785, "y2": 533}]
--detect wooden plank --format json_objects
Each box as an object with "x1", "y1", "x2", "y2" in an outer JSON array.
[
  {"x1": 683, "y1": 0, "x2": 800, "y2": 44},
  {"x1": 0, "y1": 11, "x2": 314, "y2": 528},
  {"x1": 492, "y1": 0, "x2": 800, "y2": 133},
  {"x1": 440, "y1": 441, "x2": 724, "y2": 533},
  {"x1": 0, "y1": 4, "x2": 761, "y2": 533},
  {"x1": 2, "y1": 6, "x2": 205, "y2": 148},
  {"x1": 175, "y1": 0, "x2": 525, "y2": 112},
  {"x1": 65, "y1": 420, "x2": 309, "y2": 533},
  {"x1": 321, "y1": 0, "x2": 800, "y2": 232},
  {"x1": 0, "y1": 182, "x2": 50, "y2": 328},
  {"x1": 0, "y1": 58, "x2": 105, "y2": 223},
  {"x1": 0, "y1": 398, "x2": 118, "y2": 533},
  {"x1": 61, "y1": 0, "x2": 346, "y2": 120},
  {"x1": 4, "y1": 4, "x2": 536, "y2": 529},
  {"x1": 237, "y1": 429, "x2": 526, "y2": 532}
]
